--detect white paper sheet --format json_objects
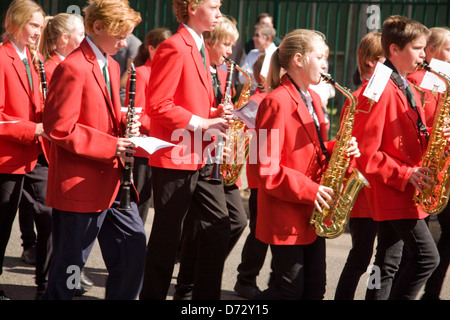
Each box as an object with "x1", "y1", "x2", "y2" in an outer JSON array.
[
  {"x1": 363, "y1": 62, "x2": 393, "y2": 102},
  {"x1": 130, "y1": 136, "x2": 175, "y2": 155},
  {"x1": 231, "y1": 99, "x2": 260, "y2": 129},
  {"x1": 419, "y1": 58, "x2": 450, "y2": 93}
]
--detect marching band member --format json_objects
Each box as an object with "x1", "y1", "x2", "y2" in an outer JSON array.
[
  {"x1": 39, "y1": 13, "x2": 85, "y2": 81},
  {"x1": 0, "y1": 0, "x2": 51, "y2": 300},
  {"x1": 408, "y1": 26, "x2": 450, "y2": 300},
  {"x1": 127, "y1": 27, "x2": 172, "y2": 224},
  {"x1": 352, "y1": 16, "x2": 443, "y2": 300},
  {"x1": 234, "y1": 52, "x2": 271, "y2": 299},
  {"x1": 173, "y1": 17, "x2": 247, "y2": 300},
  {"x1": 139, "y1": 0, "x2": 230, "y2": 300},
  {"x1": 42, "y1": 0, "x2": 145, "y2": 300},
  {"x1": 248, "y1": 29, "x2": 360, "y2": 300},
  {"x1": 334, "y1": 31, "x2": 384, "y2": 300}
]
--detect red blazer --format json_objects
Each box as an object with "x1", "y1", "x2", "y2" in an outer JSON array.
[
  {"x1": 352, "y1": 77, "x2": 429, "y2": 221},
  {"x1": 407, "y1": 69, "x2": 440, "y2": 129},
  {"x1": 43, "y1": 39, "x2": 123, "y2": 213},
  {"x1": 44, "y1": 51, "x2": 63, "y2": 82},
  {"x1": 246, "y1": 87, "x2": 266, "y2": 189},
  {"x1": 146, "y1": 24, "x2": 215, "y2": 170},
  {"x1": 0, "y1": 40, "x2": 43, "y2": 174},
  {"x1": 249, "y1": 75, "x2": 335, "y2": 245}
]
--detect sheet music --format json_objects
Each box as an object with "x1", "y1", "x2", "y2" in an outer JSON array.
[
  {"x1": 0, "y1": 121, "x2": 20, "y2": 124},
  {"x1": 420, "y1": 58, "x2": 450, "y2": 93},
  {"x1": 363, "y1": 62, "x2": 392, "y2": 102},
  {"x1": 231, "y1": 99, "x2": 259, "y2": 129},
  {"x1": 130, "y1": 136, "x2": 175, "y2": 155}
]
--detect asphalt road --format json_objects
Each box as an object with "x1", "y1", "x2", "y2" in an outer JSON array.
[{"x1": 1, "y1": 196, "x2": 448, "y2": 302}]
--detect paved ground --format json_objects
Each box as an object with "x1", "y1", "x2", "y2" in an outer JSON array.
[{"x1": 1, "y1": 194, "x2": 449, "y2": 301}]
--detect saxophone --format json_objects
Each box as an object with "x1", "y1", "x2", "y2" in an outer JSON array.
[
  {"x1": 220, "y1": 59, "x2": 252, "y2": 186},
  {"x1": 413, "y1": 61, "x2": 450, "y2": 215},
  {"x1": 207, "y1": 58, "x2": 252, "y2": 186},
  {"x1": 310, "y1": 74, "x2": 370, "y2": 239}
]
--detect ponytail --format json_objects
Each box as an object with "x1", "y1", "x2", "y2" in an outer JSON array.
[{"x1": 266, "y1": 48, "x2": 281, "y2": 93}]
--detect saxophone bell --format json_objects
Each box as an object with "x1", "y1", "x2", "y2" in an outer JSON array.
[{"x1": 310, "y1": 73, "x2": 370, "y2": 238}]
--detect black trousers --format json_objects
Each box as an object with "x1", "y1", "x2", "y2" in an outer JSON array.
[
  {"x1": 255, "y1": 237, "x2": 326, "y2": 300},
  {"x1": 422, "y1": 206, "x2": 450, "y2": 299},
  {"x1": 236, "y1": 188, "x2": 270, "y2": 287},
  {"x1": 334, "y1": 217, "x2": 377, "y2": 300},
  {"x1": 132, "y1": 156, "x2": 152, "y2": 224},
  {"x1": 176, "y1": 183, "x2": 247, "y2": 289},
  {"x1": 0, "y1": 155, "x2": 52, "y2": 289},
  {"x1": 365, "y1": 219, "x2": 439, "y2": 300},
  {"x1": 139, "y1": 165, "x2": 230, "y2": 300}
]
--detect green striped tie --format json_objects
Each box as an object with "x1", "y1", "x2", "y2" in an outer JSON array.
[
  {"x1": 22, "y1": 58, "x2": 33, "y2": 91},
  {"x1": 200, "y1": 43, "x2": 207, "y2": 70},
  {"x1": 102, "y1": 64, "x2": 111, "y2": 97}
]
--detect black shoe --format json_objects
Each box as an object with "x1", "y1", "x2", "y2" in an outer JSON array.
[
  {"x1": 21, "y1": 245, "x2": 36, "y2": 265},
  {"x1": 173, "y1": 284, "x2": 193, "y2": 300},
  {"x1": 80, "y1": 271, "x2": 93, "y2": 288},
  {"x1": 74, "y1": 286, "x2": 87, "y2": 297},
  {"x1": 234, "y1": 282, "x2": 261, "y2": 299},
  {"x1": 0, "y1": 290, "x2": 10, "y2": 300}
]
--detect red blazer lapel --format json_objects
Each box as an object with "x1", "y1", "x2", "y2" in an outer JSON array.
[
  {"x1": 108, "y1": 55, "x2": 121, "y2": 129},
  {"x1": 80, "y1": 40, "x2": 118, "y2": 128},
  {"x1": 283, "y1": 76, "x2": 320, "y2": 144},
  {"x1": 178, "y1": 25, "x2": 213, "y2": 106},
  {"x1": 5, "y1": 42, "x2": 33, "y2": 100}
]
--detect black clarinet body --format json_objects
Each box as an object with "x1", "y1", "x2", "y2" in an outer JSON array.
[
  {"x1": 38, "y1": 58, "x2": 47, "y2": 103},
  {"x1": 118, "y1": 63, "x2": 136, "y2": 210}
]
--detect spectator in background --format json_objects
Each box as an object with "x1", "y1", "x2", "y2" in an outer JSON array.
[
  {"x1": 239, "y1": 22, "x2": 277, "y2": 94},
  {"x1": 244, "y1": 13, "x2": 281, "y2": 54}
]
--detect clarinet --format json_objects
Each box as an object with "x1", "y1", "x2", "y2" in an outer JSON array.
[
  {"x1": 38, "y1": 58, "x2": 47, "y2": 103},
  {"x1": 118, "y1": 63, "x2": 136, "y2": 210}
]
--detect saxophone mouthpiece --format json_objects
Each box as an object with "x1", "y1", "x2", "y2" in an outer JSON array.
[
  {"x1": 321, "y1": 73, "x2": 335, "y2": 85},
  {"x1": 417, "y1": 61, "x2": 431, "y2": 72}
]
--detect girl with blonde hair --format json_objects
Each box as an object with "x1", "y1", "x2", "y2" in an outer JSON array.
[
  {"x1": 0, "y1": 0, "x2": 51, "y2": 300},
  {"x1": 39, "y1": 13, "x2": 85, "y2": 80},
  {"x1": 249, "y1": 29, "x2": 360, "y2": 299}
]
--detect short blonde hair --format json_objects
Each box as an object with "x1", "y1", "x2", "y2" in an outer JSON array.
[
  {"x1": 83, "y1": 0, "x2": 141, "y2": 37},
  {"x1": 204, "y1": 17, "x2": 239, "y2": 45},
  {"x1": 357, "y1": 32, "x2": 382, "y2": 79},
  {"x1": 267, "y1": 29, "x2": 325, "y2": 92},
  {"x1": 3, "y1": 0, "x2": 45, "y2": 42},
  {"x1": 426, "y1": 27, "x2": 450, "y2": 53}
]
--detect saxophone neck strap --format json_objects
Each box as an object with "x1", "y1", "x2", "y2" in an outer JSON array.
[
  {"x1": 287, "y1": 74, "x2": 330, "y2": 162},
  {"x1": 384, "y1": 59, "x2": 429, "y2": 140}
]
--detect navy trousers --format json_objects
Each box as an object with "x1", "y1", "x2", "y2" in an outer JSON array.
[{"x1": 42, "y1": 197, "x2": 146, "y2": 300}]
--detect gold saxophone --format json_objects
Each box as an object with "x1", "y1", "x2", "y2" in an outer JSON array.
[
  {"x1": 413, "y1": 62, "x2": 450, "y2": 215},
  {"x1": 310, "y1": 74, "x2": 370, "y2": 239},
  {"x1": 207, "y1": 58, "x2": 252, "y2": 186}
]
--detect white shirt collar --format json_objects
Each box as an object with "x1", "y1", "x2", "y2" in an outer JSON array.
[
  {"x1": 85, "y1": 35, "x2": 108, "y2": 71},
  {"x1": 54, "y1": 51, "x2": 66, "y2": 61},
  {"x1": 10, "y1": 40, "x2": 27, "y2": 60},
  {"x1": 182, "y1": 23, "x2": 204, "y2": 51}
]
